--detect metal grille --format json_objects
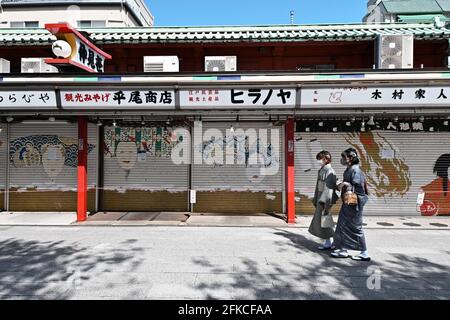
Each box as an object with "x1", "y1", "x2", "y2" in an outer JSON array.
[
  {"x1": 7, "y1": 123, "x2": 97, "y2": 211},
  {"x1": 295, "y1": 131, "x2": 450, "y2": 216},
  {"x1": 192, "y1": 122, "x2": 284, "y2": 192},
  {"x1": 102, "y1": 125, "x2": 190, "y2": 211}
]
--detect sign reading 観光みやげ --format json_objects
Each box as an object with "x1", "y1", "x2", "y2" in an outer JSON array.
[
  {"x1": 0, "y1": 91, "x2": 57, "y2": 109},
  {"x1": 60, "y1": 89, "x2": 176, "y2": 109},
  {"x1": 301, "y1": 86, "x2": 450, "y2": 107},
  {"x1": 180, "y1": 88, "x2": 296, "y2": 109}
]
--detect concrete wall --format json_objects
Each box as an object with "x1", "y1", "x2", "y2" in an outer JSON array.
[{"x1": 0, "y1": 5, "x2": 144, "y2": 27}]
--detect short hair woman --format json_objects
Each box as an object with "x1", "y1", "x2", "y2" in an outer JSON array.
[
  {"x1": 308, "y1": 151, "x2": 339, "y2": 250},
  {"x1": 331, "y1": 148, "x2": 371, "y2": 261}
]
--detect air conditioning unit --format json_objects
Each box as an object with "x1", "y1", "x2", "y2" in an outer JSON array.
[
  {"x1": 376, "y1": 34, "x2": 414, "y2": 69},
  {"x1": 21, "y1": 58, "x2": 58, "y2": 73},
  {"x1": 0, "y1": 58, "x2": 10, "y2": 73},
  {"x1": 205, "y1": 56, "x2": 237, "y2": 72},
  {"x1": 143, "y1": 56, "x2": 179, "y2": 72}
]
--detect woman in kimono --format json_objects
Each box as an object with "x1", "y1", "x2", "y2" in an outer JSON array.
[
  {"x1": 309, "y1": 151, "x2": 338, "y2": 250},
  {"x1": 331, "y1": 148, "x2": 371, "y2": 261}
]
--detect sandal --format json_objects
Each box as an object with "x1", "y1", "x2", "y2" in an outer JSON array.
[
  {"x1": 319, "y1": 245, "x2": 336, "y2": 251},
  {"x1": 351, "y1": 255, "x2": 371, "y2": 262},
  {"x1": 330, "y1": 250, "x2": 349, "y2": 258}
]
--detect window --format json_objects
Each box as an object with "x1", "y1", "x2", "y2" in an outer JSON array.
[
  {"x1": 10, "y1": 21, "x2": 39, "y2": 28},
  {"x1": 77, "y1": 20, "x2": 106, "y2": 28}
]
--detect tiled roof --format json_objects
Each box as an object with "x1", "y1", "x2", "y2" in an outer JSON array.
[
  {"x1": 397, "y1": 14, "x2": 450, "y2": 22},
  {"x1": 382, "y1": 0, "x2": 443, "y2": 14},
  {"x1": 1, "y1": 23, "x2": 450, "y2": 46},
  {"x1": 437, "y1": 0, "x2": 450, "y2": 11}
]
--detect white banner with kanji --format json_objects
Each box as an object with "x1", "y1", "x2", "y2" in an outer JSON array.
[
  {"x1": 60, "y1": 89, "x2": 176, "y2": 109},
  {"x1": 180, "y1": 88, "x2": 296, "y2": 109},
  {"x1": 302, "y1": 86, "x2": 450, "y2": 108}
]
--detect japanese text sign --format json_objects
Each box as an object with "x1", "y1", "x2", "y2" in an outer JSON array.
[
  {"x1": 45, "y1": 23, "x2": 111, "y2": 73},
  {"x1": 302, "y1": 86, "x2": 450, "y2": 108},
  {"x1": 180, "y1": 88, "x2": 296, "y2": 109},
  {"x1": 60, "y1": 89, "x2": 176, "y2": 109},
  {"x1": 0, "y1": 91, "x2": 57, "y2": 109}
]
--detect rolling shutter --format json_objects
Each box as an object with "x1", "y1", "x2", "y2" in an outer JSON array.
[
  {"x1": 8, "y1": 123, "x2": 98, "y2": 212},
  {"x1": 295, "y1": 131, "x2": 450, "y2": 216},
  {"x1": 0, "y1": 126, "x2": 6, "y2": 210},
  {"x1": 192, "y1": 122, "x2": 284, "y2": 214},
  {"x1": 102, "y1": 126, "x2": 190, "y2": 211}
]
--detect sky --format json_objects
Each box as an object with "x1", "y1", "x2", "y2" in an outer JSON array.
[{"x1": 146, "y1": 0, "x2": 368, "y2": 26}]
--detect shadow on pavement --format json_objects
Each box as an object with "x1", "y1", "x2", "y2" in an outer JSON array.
[
  {"x1": 0, "y1": 237, "x2": 145, "y2": 299},
  {"x1": 191, "y1": 228, "x2": 450, "y2": 300}
]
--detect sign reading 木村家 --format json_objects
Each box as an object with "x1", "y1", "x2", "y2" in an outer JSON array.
[
  {"x1": 180, "y1": 88, "x2": 296, "y2": 109},
  {"x1": 0, "y1": 91, "x2": 57, "y2": 109},
  {"x1": 301, "y1": 86, "x2": 450, "y2": 108},
  {"x1": 60, "y1": 89, "x2": 176, "y2": 109}
]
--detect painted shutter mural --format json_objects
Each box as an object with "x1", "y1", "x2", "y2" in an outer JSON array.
[
  {"x1": 0, "y1": 127, "x2": 6, "y2": 210},
  {"x1": 8, "y1": 123, "x2": 97, "y2": 212},
  {"x1": 102, "y1": 126, "x2": 190, "y2": 211},
  {"x1": 295, "y1": 131, "x2": 450, "y2": 216},
  {"x1": 192, "y1": 122, "x2": 284, "y2": 214}
]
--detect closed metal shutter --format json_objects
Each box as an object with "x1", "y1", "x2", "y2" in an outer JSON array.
[
  {"x1": 192, "y1": 122, "x2": 284, "y2": 214},
  {"x1": 8, "y1": 123, "x2": 97, "y2": 212},
  {"x1": 295, "y1": 131, "x2": 450, "y2": 216},
  {"x1": 0, "y1": 126, "x2": 6, "y2": 210},
  {"x1": 102, "y1": 126, "x2": 190, "y2": 211}
]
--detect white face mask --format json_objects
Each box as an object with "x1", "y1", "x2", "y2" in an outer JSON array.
[{"x1": 317, "y1": 160, "x2": 325, "y2": 166}]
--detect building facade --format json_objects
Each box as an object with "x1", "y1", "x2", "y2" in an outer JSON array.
[
  {"x1": 1, "y1": 22, "x2": 450, "y2": 221},
  {"x1": 364, "y1": 0, "x2": 450, "y2": 24},
  {"x1": 0, "y1": 0, "x2": 154, "y2": 28}
]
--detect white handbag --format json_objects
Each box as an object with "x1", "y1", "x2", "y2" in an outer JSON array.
[{"x1": 321, "y1": 214, "x2": 335, "y2": 228}]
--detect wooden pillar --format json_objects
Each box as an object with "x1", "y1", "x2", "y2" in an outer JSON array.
[
  {"x1": 77, "y1": 116, "x2": 88, "y2": 222},
  {"x1": 285, "y1": 117, "x2": 296, "y2": 224}
]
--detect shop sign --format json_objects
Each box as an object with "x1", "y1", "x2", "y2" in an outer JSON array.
[
  {"x1": 60, "y1": 89, "x2": 176, "y2": 109},
  {"x1": 0, "y1": 90, "x2": 57, "y2": 109},
  {"x1": 44, "y1": 23, "x2": 112, "y2": 73},
  {"x1": 302, "y1": 86, "x2": 450, "y2": 108},
  {"x1": 180, "y1": 88, "x2": 296, "y2": 109}
]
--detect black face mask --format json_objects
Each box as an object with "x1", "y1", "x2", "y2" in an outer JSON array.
[{"x1": 340, "y1": 158, "x2": 348, "y2": 166}]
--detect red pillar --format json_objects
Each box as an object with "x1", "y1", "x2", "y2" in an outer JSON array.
[
  {"x1": 77, "y1": 116, "x2": 88, "y2": 222},
  {"x1": 285, "y1": 117, "x2": 296, "y2": 224}
]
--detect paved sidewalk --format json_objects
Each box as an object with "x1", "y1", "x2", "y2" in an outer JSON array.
[
  {"x1": 0, "y1": 212, "x2": 76, "y2": 226},
  {"x1": 0, "y1": 226, "x2": 449, "y2": 300},
  {"x1": 1, "y1": 211, "x2": 450, "y2": 229}
]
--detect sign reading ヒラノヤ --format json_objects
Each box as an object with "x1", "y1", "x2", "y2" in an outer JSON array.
[
  {"x1": 180, "y1": 88, "x2": 296, "y2": 109},
  {"x1": 302, "y1": 86, "x2": 450, "y2": 108},
  {"x1": 0, "y1": 91, "x2": 57, "y2": 109},
  {"x1": 60, "y1": 89, "x2": 176, "y2": 109}
]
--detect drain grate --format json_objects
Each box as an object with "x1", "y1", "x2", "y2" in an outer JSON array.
[
  {"x1": 377, "y1": 222, "x2": 395, "y2": 227},
  {"x1": 429, "y1": 223, "x2": 449, "y2": 227},
  {"x1": 403, "y1": 222, "x2": 422, "y2": 227}
]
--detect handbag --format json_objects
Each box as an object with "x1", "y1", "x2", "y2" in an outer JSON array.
[
  {"x1": 321, "y1": 214, "x2": 335, "y2": 228},
  {"x1": 343, "y1": 184, "x2": 358, "y2": 206}
]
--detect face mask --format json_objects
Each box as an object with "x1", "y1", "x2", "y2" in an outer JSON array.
[
  {"x1": 340, "y1": 158, "x2": 348, "y2": 166},
  {"x1": 317, "y1": 160, "x2": 324, "y2": 165}
]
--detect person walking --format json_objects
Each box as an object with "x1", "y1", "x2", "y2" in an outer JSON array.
[
  {"x1": 331, "y1": 148, "x2": 371, "y2": 261},
  {"x1": 308, "y1": 150, "x2": 339, "y2": 250}
]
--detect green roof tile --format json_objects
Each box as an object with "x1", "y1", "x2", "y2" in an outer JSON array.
[
  {"x1": 437, "y1": 0, "x2": 450, "y2": 11},
  {"x1": 0, "y1": 23, "x2": 450, "y2": 46},
  {"x1": 382, "y1": 0, "x2": 443, "y2": 14}
]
